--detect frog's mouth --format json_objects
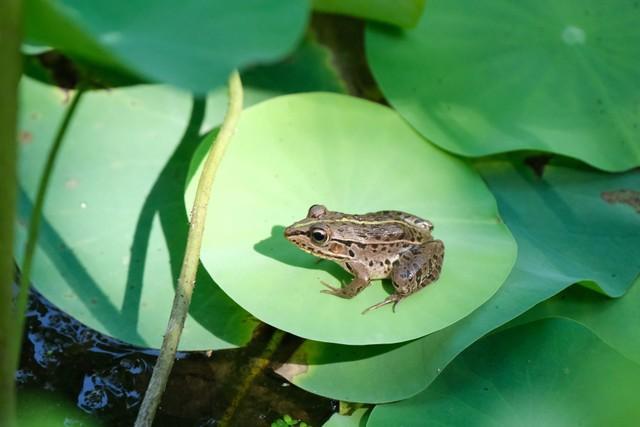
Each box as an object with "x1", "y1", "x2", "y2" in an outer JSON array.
[
  {"x1": 283, "y1": 226, "x2": 303, "y2": 240},
  {"x1": 283, "y1": 226, "x2": 309, "y2": 249},
  {"x1": 283, "y1": 227, "x2": 319, "y2": 255}
]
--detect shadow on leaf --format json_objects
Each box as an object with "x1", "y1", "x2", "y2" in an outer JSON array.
[{"x1": 253, "y1": 225, "x2": 351, "y2": 286}]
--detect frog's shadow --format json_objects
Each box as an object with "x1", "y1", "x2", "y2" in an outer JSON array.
[
  {"x1": 254, "y1": 226, "x2": 351, "y2": 284},
  {"x1": 254, "y1": 226, "x2": 396, "y2": 294}
]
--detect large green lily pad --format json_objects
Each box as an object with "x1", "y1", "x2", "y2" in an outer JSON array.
[
  {"x1": 279, "y1": 157, "x2": 640, "y2": 402},
  {"x1": 368, "y1": 318, "x2": 640, "y2": 426},
  {"x1": 25, "y1": 0, "x2": 310, "y2": 93},
  {"x1": 366, "y1": 0, "x2": 640, "y2": 171},
  {"x1": 186, "y1": 93, "x2": 516, "y2": 345}
]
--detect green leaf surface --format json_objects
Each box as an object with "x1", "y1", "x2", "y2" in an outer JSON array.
[
  {"x1": 242, "y1": 38, "x2": 345, "y2": 97},
  {"x1": 313, "y1": 0, "x2": 426, "y2": 28},
  {"x1": 515, "y1": 277, "x2": 640, "y2": 365},
  {"x1": 25, "y1": 0, "x2": 310, "y2": 93},
  {"x1": 15, "y1": 77, "x2": 254, "y2": 350},
  {"x1": 366, "y1": 0, "x2": 640, "y2": 171},
  {"x1": 281, "y1": 158, "x2": 640, "y2": 402},
  {"x1": 368, "y1": 318, "x2": 640, "y2": 427},
  {"x1": 186, "y1": 93, "x2": 516, "y2": 345},
  {"x1": 322, "y1": 408, "x2": 370, "y2": 427}
]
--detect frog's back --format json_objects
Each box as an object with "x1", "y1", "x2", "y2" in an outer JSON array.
[
  {"x1": 328, "y1": 210, "x2": 432, "y2": 245},
  {"x1": 355, "y1": 210, "x2": 433, "y2": 231}
]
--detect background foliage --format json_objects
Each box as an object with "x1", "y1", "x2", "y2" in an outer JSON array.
[{"x1": 10, "y1": 0, "x2": 640, "y2": 425}]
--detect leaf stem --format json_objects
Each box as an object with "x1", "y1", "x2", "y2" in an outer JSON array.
[
  {"x1": 0, "y1": 0, "x2": 22, "y2": 424},
  {"x1": 134, "y1": 70, "x2": 243, "y2": 427},
  {"x1": 11, "y1": 87, "x2": 86, "y2": 376}
]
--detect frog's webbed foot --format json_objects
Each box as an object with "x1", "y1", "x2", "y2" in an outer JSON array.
[
  {"x1": 320, "y1": 274, "x2": 370, "y2": 299},
  {"x1": 361, "y1": 294, "x2": 404, "y2": 315},
  {"x1": 320, "y1": 280, "x2": 350, "y2": 298}
]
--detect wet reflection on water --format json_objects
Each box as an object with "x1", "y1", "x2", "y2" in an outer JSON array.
[{"x1": 18, "y1": 283, "x2": 334, "y2": 426}]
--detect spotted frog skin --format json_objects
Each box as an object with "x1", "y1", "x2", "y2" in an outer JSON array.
[{"x1": 284, "y1": 204, "x2": 445, "y2": 314}]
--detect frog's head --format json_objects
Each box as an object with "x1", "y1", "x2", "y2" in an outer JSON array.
[{"x1": 284, "y1": 204, "x2": 344, "y2": 260}]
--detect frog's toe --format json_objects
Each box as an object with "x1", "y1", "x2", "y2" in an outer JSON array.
[
  {"x1": 320, "y1": 281, "x2": 355, "y2": 299},
  {"x1": 362, "y1": 294, "x2": 403, "y2": 315},
  {"x1": 321, "y1": 289, "x2": 342, "y2": 297},
  {"x1": 320, "y1": 281, "x2": 343, "y2": 296},
  {"x1": 320, "y1": 288, "x2": 351, "y2": 299},
  {"x1": 320, "y1": 280, "x2": 340, "y2": 292}
]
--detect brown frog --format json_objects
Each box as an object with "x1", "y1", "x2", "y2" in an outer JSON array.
[{"x1": 284, "y1": 204, "x2": 444, "y2": 314}]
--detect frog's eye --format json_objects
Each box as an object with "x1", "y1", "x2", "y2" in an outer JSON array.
[{"x1": 310, "y1": 227, "x2": 328, "y2": 244}]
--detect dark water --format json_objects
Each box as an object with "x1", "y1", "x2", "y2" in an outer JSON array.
[{"x1": 17, "y1": 284, "x2": 335, "y2": 426}]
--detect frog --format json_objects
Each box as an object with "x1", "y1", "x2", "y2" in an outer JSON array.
[{"x1": 284, "y1": 204, "x2": 445, "y2": 314}]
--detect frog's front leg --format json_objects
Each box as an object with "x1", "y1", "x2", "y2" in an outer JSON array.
[
  {"x1": 320, "y1": 262, "x2": 371, "y2": 299},
  {"x1": 362, "y1": 240, "x2": 444, "y2": 314}
]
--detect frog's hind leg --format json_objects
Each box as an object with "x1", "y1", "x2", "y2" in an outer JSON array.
[{"x1": 362, "y1": 240, "x2": 444, "y2": 314}]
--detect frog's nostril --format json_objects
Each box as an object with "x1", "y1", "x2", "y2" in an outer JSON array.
[{"x1": 284, "y1": 227, "x2": 301, "y2": 239}]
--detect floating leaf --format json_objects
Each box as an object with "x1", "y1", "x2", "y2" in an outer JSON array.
[
  {"x1": 366, "y1": 0, "x2": 640, "y2": 171},
  {"x1": 313, "y1": 0, "x2": 426, "y2": 27},
  {"x1": 281, "y1": 157, "x2": 640, "y2": 402},
  {"x1": 186, "y1": 93, "x2": 516, "y2": 345},
  {"x1": 25, "y1": 0, "x2": 310, "y2": 93},
  {"x1": 368, "y1": 318, "x2": 640, "y2": 426},
  {"x1": 515, "y1": 277, "x2": 640, "y2": 364}
]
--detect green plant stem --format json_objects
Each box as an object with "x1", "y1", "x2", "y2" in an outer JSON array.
[
  {"x1": 218, "y1": 329, "x2": 286, "y2": 427},
  {"x1": 0, "y1": 0, "x2": 22, "y2": 425},
  {"x1": 11, "y1": 87, "x2": 86, "y2": 375},
  {"x1": 134, "y1": 70, "x2": 243, "y2": 427}
]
